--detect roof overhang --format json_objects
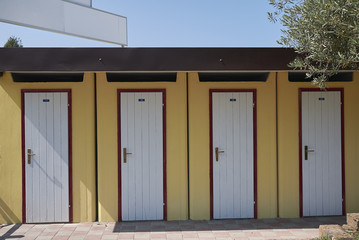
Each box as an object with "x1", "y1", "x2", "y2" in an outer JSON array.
[{"x1": 0, "y1": 48, "x2": 297, "y2": 72}]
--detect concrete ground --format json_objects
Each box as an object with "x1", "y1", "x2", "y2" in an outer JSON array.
[{"x1": 0, "y1": 216, "x2": 346, "y2": 240}]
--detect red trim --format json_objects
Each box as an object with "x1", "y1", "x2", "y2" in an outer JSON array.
[
  {"x1": 209, "y1": 91, "x2": 213, "y2": 220},
  {"x1": 21, "y1": 90, "x2": 26, "y2": 223},
  {"x1": 253, "y1": 90, "x2": 257, "y2": 219},
  {"x1": 298, "y1": 88, "x2": 345, "y2": 217},
  {"x1": 298, "y1": 90, "x2": 303, "y2": 217},
  {"x1": 117, "y1": 92, "x2": 122, "y2": 221},
  {"x1": 20, "y1": 89, "x2": 72, "y2": 93},
  {"x1": 117, "y1": 89, "x2": 167, "y2": 221},
  {"x1": 21, "y1": 89, "x2": 73, "y2": 223},
  {"x1": 162, "y1": 91, "x2": 167, "y2": 220},
  {"x1": 68, "y1": 91, "x2": 73, "y2": 222},
  {"x1": 341, "y1": 91, "x2": 346, "y2": 215},
  {"x1": 209, "y1": 89, "x2": 257, "y2": 219}
]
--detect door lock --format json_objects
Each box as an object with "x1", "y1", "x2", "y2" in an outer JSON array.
[
  {"x1": 123, "y1": 148, "x2": 132, "y2": 163},
  {"x1": 304, "y1": 145, "x2": 314, "y2": 160},
  {"x1": 27, "y1": 149, "x2": 35, "y2": 164},
  {"x1": 215, "y1": 147, "x2": 225, "y2": 162}
]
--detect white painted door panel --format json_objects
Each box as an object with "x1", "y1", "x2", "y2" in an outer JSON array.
[
  {"x1": 302, "y1": 91, "x2": 342, "y2": 216},
  {"x1": 121, "y1": 92, "x2": 164, "y2": 221},
  {"x1": 25, "y1": 92, "x2": 69, "y2": 223},
  {"x1": 212, "y1": 92, "x2": 254, "y2": 219}
]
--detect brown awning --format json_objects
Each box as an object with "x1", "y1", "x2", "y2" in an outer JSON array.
[{"x1": 0, "y1": 48, "x2": 296, "y2": 72}]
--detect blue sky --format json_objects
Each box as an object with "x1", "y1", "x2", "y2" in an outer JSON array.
[{"x1": 0, "y1": 0, "x2": 283, "y2": 47}]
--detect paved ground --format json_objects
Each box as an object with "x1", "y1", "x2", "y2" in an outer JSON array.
[{"x1": 0, "y1": 216, "x2": 346, "y2": 240}]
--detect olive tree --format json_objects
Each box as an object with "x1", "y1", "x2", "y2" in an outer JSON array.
[{"x1": 269, "y1": 0, "x2": 359, "y2": 88}]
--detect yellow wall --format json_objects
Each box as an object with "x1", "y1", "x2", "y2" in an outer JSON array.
[
  {"x1": 188, "y1": 72, "x2": 278, "y2": 219},
  {"x1": 1, "y1": 70, "x2": 359, "y2": 223},
  {"x1": 277, "y1": 72, "x2": 359, "y2": 217},
  {"x1": 0, "y1": 72, "x2": 96, "y2": 223},
  {"x1": 96, "y1": 72, "x2": 188, "y2": 221}
]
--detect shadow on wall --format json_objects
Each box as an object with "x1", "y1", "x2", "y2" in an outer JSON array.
[
  {"x1": 0, "y1": 198, "x2": 20, "y2": 224},
  {"x1": 0, "y1": 73, "x2": 21, "y2": 109},
  {"x1": 0, "y1": 72, "x2": 97, "y2": 222}
]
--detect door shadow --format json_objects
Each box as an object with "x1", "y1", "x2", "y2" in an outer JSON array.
[
  {"x1": 111, "y1": 216, "x2": 346, "y2": 233},
  {"x1": 0, "y1": 224, "x2": 24, "y2": 239}
]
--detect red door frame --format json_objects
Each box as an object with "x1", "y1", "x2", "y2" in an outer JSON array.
[
  {"x1": 298, "y1": 88, "x2": 346, "y2": 217},
  {"x1": 117, "y1": 89, "x2": 167, "y2": 221},
  {"x1": 209, "y1": 89, "x2": 257, "y2": 219},
  {"x1": 21, "y1": 89, "x2": 73, "y2": 223}
]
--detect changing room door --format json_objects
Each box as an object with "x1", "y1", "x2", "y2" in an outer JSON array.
[
  {"x1": 24, "y1": 91, "x2": 71, "y2": 223},
  {"x1": 301, "y1": 90, "x2": 343, "y2": 216},
  {"x1": 211, "y1": 91, "x2": 256, "y2": 219},
  {"x1": 120, "y1": 91, "x2": 165, "y2": 221}
]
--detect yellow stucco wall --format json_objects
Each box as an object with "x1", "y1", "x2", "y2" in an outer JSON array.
[
  {"x1": 188, "y1": 72, "x2": 278, "y2": 220},
  {"x1": 0, "y1": 72, "x2": 96, "y2": 223},
  {"x1": 277, "y1": 72, "x2": 359, "y2": 218},
  {"x1": 96, "y1": 72, "x2": 188, "y2": 221},
  {"x1": 1, "y1": 69, "x2": 358, "y2": 224}
]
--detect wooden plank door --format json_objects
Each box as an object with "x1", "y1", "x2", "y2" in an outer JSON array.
[
  {"x1": 119, "y1": 90, "x2": 166, "y2": 221},
  {"x1": 301, "y1": 90, "x2": 344, "y2": 216},
  {"x1": 210, "y1": 90, "x2": 256, "y2": 219},
  {"x1": 23, "y1": 90, "x2": 71, "y2": 223}
]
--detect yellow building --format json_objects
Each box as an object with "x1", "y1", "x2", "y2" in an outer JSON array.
[{"x1": 0, "y1": 48, "x2": 358, "y2": 224}]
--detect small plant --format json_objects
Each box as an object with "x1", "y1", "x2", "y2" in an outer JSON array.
[
  {"x1": 312, "y1": 236, "x2": 332, "y2": 240},
  {"x1": 3, "y1": 36, "x2": 23, "y2": 48},
  {"x1": 350, "y1": 232, "x2": 359, "y2": 240}
]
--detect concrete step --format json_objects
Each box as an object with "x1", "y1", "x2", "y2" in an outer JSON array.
[
  {"x1": 347, "y1": 213, "x2": 359, "y2": 232},
  {"x1": 319, "y1": 224, "x2": 356, "y2": 240}
]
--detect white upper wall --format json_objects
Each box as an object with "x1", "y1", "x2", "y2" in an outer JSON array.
[
  {"x1": 0, "y1": 0, "x2": 127, "y2": 46},
  {"x1": 65, "y1": 0, "x2": 92, "y2": 7}
]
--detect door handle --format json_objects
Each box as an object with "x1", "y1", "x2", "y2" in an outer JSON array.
[
  {"x1": 123, "y1": 148, "x2": 132, "y2": 163},
  {"x1": 215, "y1": 147, "x2": 225, "y2": 162},
  {"x1": 27, "y1": 149, "x2": 35, "y2": 164},
  {"x1": 304, "y1": 145, "x2": 315, "y2": 160}
]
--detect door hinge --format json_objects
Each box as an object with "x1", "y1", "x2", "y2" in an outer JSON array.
[
  {"x1": 68, "y1": 104, "x2": 70, "y2": 107},
  {"x1": 163, "y1": 203, "x2": 165, "y2": 206},
  {"x1": 253, "y1": 103, "x2": 255, "y2": 108},
  {"x1": 254, "y1": 201, "x2": 256, "y2": 205},
  {"x1": 69, "y1": 205, "x2": 71, "y2": 208}
]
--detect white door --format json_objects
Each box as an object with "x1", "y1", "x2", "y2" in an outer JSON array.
[
  {"x1": 301, "y1": 91, "x2": 343, "y2": 216},
  {"x1": 120, "y1": 92, "x2": 164, "y2": 221},
  {"x1": 24, "y1": 91, "x2": 70, "y2": 223},
  {"x1": 212, "y1": 92, "x2": 255, "y2": 219}
]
